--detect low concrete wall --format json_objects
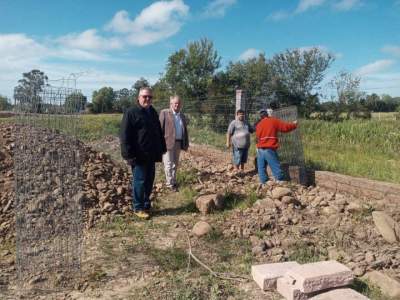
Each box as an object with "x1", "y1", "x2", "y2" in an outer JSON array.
[{"x1": 315, "y1": 171, "x2": 400, "y2": 203}]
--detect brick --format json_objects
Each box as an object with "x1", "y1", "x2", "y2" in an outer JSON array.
[
  {"x1": 308, "y1": 288, "x2": 369, "y2": 300},
  {"x1": 251, "y1": 261, "x2": 300, "y2": 290},
  {"x1": 277, "y1": 277, "x2": 308, "y2": 300},
  {"x1": 283, "y1": 260, "x2": 354, "y2": 293}
]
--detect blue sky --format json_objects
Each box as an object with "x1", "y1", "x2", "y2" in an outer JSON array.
[{"x1": 1, "y1": 0, "x2": 400, "y2": 100}]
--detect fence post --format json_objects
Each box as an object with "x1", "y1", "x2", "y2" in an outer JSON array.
[{"x1": 235, "y1": 89, "x2": 246, "y2": 115}]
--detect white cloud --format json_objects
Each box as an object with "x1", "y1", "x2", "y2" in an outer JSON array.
[
  {"x1": 0, "y1": 33, "x2": 148, "y2": 98},
  {"x1": 106, "y1": 0, "x2": 189, "y2": 46},
  {"x1": 58, "y1": 29, "x2": 123, "y2": 51},
  {"x1": 382, "y1": 45, "x2": 400, "y2": 58},
  {"x1": 295, "y1": 0, "x2": 326, "y2": 13},
  {"x1": 295, "y1": 45, "x2": 343, "y2": 59},
  {"x1": 238, "y1": 48, "x2": 261, "y2": 60},
  {"x1": 333, "y1": 0, "x2": 362, "y2": 11},
  {"x1": 202, "y1": 0, "x2": 236, "y2": 18},
  {"x1": 355, "y1": 59, "x2": 396, "y2": 76},
  {"x1": 359, "y1": 72, "x2": 400, "y2": 96},
  {"x1": 268, "y1": 10, "x2": 291, "y2": 21}
]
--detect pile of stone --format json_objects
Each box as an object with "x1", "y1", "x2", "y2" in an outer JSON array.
[
  {"x1": 216, "y1": 181, "x2": 400, "y2": 279},
  {"x1": 0, "y1": 124, "x2": 169, "y2": 244},
  {"x1": 252, "y1": 260, "x2": 368, "y2": 299}
]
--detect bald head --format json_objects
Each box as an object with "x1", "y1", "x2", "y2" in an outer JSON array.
[{"x1": 170, "y1": 95, "x2": 182, "y2": 113}]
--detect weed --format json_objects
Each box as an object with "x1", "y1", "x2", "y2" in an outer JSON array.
[
  {"x1": 353, "y1": 204, "x2": 375, "y2": 222},
  {"x1": 287, "y1": 242, "x2": 327, "y2": 264},
  {"x1": 351, "y1": 278, "x2": 391, "y2": 300},
  {"x1": 220, "y1": 191, "x2": 245, "y2": 210},
  {"x1": 87, "y1": 268, "x2": 107, "y2": 282},
  {"x1": 176, "y1": 168, "x2": 198, "y2": 186},
  {"x1": 149, "y1": 246, "x2": 188, "y2": 271},
  {"x1": 204, "y1": 228, "x2": 224, "y2": 243}
]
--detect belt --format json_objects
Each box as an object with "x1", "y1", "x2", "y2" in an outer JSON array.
[{"x1": 175, "y1": 139, "x2": 182, "y2": 142}]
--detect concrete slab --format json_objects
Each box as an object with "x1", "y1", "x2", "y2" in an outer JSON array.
[
  {"x1": 309, "y1": 288, "x2": 369, "y2": 299},
  {"x1": 283, "y1": 260, "x2": 353, "y2": 293},
  {"x1": 277, "y1": 277, "x2": 308, "y2": 300},
  {"x1": 251, "y1": 261, "x2": 300, "y2": 290}
]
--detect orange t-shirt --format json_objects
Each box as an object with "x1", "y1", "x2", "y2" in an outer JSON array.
[{"x1": 256, "y1": 117, "x2": 297, "y2": 150}]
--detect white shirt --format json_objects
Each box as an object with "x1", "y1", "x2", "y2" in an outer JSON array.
[{"x1": 173, "y1": 111, "x2": 184, "y2": 140}]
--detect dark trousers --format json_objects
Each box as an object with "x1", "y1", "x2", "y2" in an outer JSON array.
[{"x1": 131, "y1": 162, "x2": 155, "y2": 211}]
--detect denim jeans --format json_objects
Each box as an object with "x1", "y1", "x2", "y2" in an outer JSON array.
[
  {"x1": 257, "y1": 148, "x2": 283, "y2": 183},
  {"x1": 232, "y1": 147, "x2": 249, "y2": 165},
  {"x1": 132, "y1": 162, "x2": 155, "y2": 211}
]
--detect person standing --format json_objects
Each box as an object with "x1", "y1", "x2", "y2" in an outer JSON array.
[
  {"x1": 159, "y1": 95, "x2": 189, "y2": 191},
  {"x1": 120, "y1": 87, "x2": 166, "y2": 219},
  {"x1": 226, "y1": 109, "x2": 254, "y2": 173},
  {"x1": 255, "y1": 113, "x2": 297, "y2": 184}
]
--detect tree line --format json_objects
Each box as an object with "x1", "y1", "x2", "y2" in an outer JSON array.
[{"x1": 9, "y1": 38, "x2": 400, "y2": 119}]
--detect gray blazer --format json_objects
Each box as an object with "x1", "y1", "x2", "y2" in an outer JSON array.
[{"x1": 159, "y1": 109, "x2": 189, "y2": 151}]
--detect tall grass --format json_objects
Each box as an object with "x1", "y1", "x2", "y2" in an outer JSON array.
[{"x1": 301, "y1": 119, "x2": 400, "y2": 183}]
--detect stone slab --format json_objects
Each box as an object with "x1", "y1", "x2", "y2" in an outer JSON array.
[
  {"x1": 309, "y1": 288, "x2": 369, "y2": 300},
  {"x1": 251, "y1": 261, "x2": 300, "y2": 290},
  {"x1": 283, "y1": 260, "x2": 354, "y2": 293},
  {"x1": 277, "y1": 277, "x2": 308, "y2": 300}
]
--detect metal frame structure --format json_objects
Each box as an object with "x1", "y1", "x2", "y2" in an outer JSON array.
[{"x1": 13, "y1": 84, "x2": 85, "y2": 294}]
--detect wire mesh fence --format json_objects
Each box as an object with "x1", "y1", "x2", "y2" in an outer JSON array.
[
  {"x1": 153, "y1": 93, "x2": 306, "y2": 182},
  {"x1": 13, "y1": 85, "x2": 85, "y2": 295}
]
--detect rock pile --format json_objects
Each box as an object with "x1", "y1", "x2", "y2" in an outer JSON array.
[
  {"x1": 0, "y1": 124, "x2": 166, "y2": 244},
  {"x1": 219, "y1": 181, "x2": 400, "y2": 279}
]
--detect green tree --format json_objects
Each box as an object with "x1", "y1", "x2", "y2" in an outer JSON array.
[
  {"x1": 164, "y1": 38, "x2": 221, "y2": 102},
  {"x1": 64, "y1": 92, "x2": 87, "y2": 113},
  {"x1": 0, "y1": 95, "x2": 11, "y2": 110},
  {"x1": 328, "y1": 70, "x2": 369, "y2": 120},
  {"x1": 14, "y1": 69, "x2": 49, "y2": 112},
  {"x1": 91, "y1": 87, "x2": 115, "y2": 113},
  {"x1": 270, "y1": 48, "x2": 334, "y2": 110},
  {"x1": 113, "y1": 88, "x2": 134, "y2": 112},
  {"x1": 132, "y1": 78, "x2": 150, "y2": 98},
  {"x1": 223, "y1": 53, "x2": 271, "y2": 111},
  {"x1": 329, "y1": 70, "x2": 361, "y2": 105}
]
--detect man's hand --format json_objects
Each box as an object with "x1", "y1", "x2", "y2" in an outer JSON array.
[
  {"x1": 127, "y1": 158, "x2": 135, "y2": 167},
  {"x1": 226, "y1": 142, "x2": 230, "y2": 148},
  {"x1": 293, "y1": 120, "x2": 298, "y2": 125}
]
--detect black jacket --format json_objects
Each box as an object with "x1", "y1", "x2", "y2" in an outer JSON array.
[{"x1": 120, "y1": 105, "x2": 166, "y2": 163}]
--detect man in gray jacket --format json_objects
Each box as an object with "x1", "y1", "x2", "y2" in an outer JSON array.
[{"x1": 159, "y1": 95, "x2": 189, "y2": 191}]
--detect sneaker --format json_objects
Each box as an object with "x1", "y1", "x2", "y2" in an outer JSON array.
[
  {"x1": 172, "y1": 185, "x2": 179, "y2": 192},
  {"x1": 134, "y1": 210, "x2": 150, "y2": 220}
]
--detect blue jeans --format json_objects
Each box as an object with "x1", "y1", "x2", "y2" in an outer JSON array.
[
  {"x1": 232, "y1": 147, "x2": 249, "y2": 165},
  {"x1": 257, "y1": 148, "x2": 283, "y2": 183},
  {"x1": 132, "y1": 162, "x2": 155, "y2": 211}
]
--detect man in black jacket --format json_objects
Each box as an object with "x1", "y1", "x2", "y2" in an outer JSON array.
[{"x1": 120, "y1": 87, "x2": 166, "y2": 219}]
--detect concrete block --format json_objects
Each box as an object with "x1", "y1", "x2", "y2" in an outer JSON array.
[
  {"x1": 277, "y1": 277, "x2": 308, "y2": 300},
  {"x1": 309, "y1": 288, "x2": 369, "y2": 299},
  {"x1": 284, "y1": 260, "x2": 354, "y2": 293},
  {"x1": 251, "y1": 261, "x2": 300, "y2": 290}
]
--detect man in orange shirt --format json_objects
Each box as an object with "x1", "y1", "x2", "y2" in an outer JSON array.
[{"x1": 255, "y1": 111, "x2": 297, "y2": 184}]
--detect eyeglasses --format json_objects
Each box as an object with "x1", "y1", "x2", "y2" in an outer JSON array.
[{"x1": 141, "y1": 95, "x2": 153, "y2": 99}]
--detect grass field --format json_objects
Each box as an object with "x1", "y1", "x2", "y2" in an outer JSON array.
[{"x1": 2, "y1": 113, "x2": 399, "y2": 183}]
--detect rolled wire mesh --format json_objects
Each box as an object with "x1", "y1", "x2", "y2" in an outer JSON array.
[{"x1": 13, "y1": 85, "x2": 84, "y2": 294}]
